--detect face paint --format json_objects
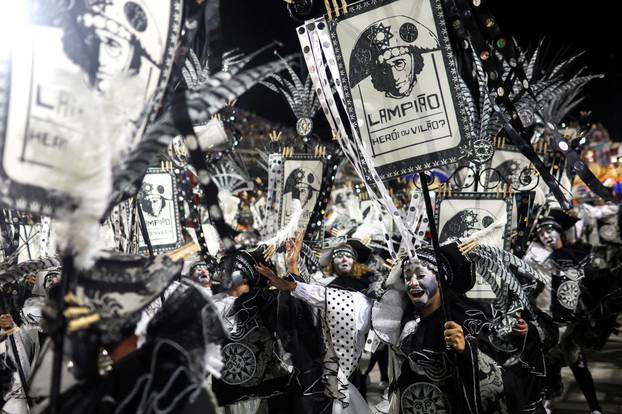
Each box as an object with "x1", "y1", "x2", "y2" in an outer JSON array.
[
  {"x1": 44, "y1": 272, "x2": 61, "y2": 290},
  {"x1": 538, "y1": 225, "x2": 561, "y2": 249},
  {"x1": 192, "y1": 267, "x2": 211, "y2": 287},
  {"x1": 332, "y1": 252, "x2": 354, "y2": 276},
  {"x1": 403, "y1": 260, "x2": 438, "y2": 308}
]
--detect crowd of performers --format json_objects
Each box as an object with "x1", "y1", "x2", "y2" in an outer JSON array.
[
  {"x1": 2, "y1": 2, "x2": 622, "y2": 413},
  {"x1": 1, "y1": 173, "x2": 622, "y2": 414}
]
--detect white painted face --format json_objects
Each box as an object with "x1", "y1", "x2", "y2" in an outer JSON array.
[
  {"x1": 538, "y1": 225, "x2": 561, "y2": 249},
  {"x1": 332, "y1": 252, "x2": 354, "y2": 276},
  {"x1": 44, "y1": 272, "x2": 61, "y2": 290},
  {"x1": 192, "y1": 267, "x2": 211, "y2": 288},
  {"x1": 403, "y1": 260, "x2": 438, "y2": 308}
]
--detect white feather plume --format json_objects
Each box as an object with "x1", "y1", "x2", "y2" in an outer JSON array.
[
  {"x1": 261, "y1": 199, "x2": 302, "y2": 247},
  {"x1": 454, "y1": 215, "x2": 507, "y2": 248}
]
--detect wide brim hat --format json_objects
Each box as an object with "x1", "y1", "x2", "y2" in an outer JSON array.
[
  {"x1": 58, "y1": 250, "x2": 183, "y2": 347},
  {"x1": 536, "y1": 208, "x2": 579, "y2": 232},
  {"x1": 349, "y1": 15, "x2": 439, "y2": 88},
  {"x1": 0, "y1": 256, "x2": 61, "y2": 283},
  {"x1": 76, "y1": 0, "x2": 162, "y2": 64},
  {"x1": 384, "y1": 242, "x2": 475, "y2": 294},
  {"x1": 319, "y1": 238, "x2": 372, "y2": 267},
  {"x1": 73, "y1": 251, "x2": 182, "y2": 319}
]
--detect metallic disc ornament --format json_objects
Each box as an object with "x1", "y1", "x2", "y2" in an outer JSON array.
[
  {"x1": 167, "y1": 135, "x2": 190, "y2": 167},
  {"x1": 471, "y1": 139, "x2": 495, "y2": 164},
  {"x1": 221, "y1": 342, "x2": 257, "y2": 385},
  {"x1": 557, "y1": 280, "x2": 581, "y2": 310},
  {"x1": 517, "y1": 107, "x2": 535, "y2": 128},
  {"x1": 287, "y1": 0, "x2": 314, "y2": 21},
  {"x1": 296, "y1": 117, "x2": 314, "y2": 137},
  {"x1": 401, "y1": 382, "x2": 450, "y2": 414}
]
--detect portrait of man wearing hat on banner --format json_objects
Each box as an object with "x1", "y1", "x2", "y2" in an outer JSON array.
[
  {"x1": 331, "y1": 0, "x2": 471, "y2": 177},
  {"x1": 349, "y1": 17, "x2": 439, "y2": 100},
  {"x1": 61, "y1": 0, "x2": 165, "y2": 93},
  {"x1": 280, "y1": 159, "x2": 324, "y2": 230}
]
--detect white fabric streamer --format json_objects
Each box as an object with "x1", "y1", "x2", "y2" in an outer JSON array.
[{"x1": 298, "y1": 19, "x2": 418, "y2": 262}]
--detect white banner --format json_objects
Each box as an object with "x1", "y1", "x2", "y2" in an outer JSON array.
[
  {"x1": 279, "y1": 156, "x2": 325, "y2": 230},
  {"x1": 0, "y1": 0, "x2": 182, "y2": 216},
  {"x1": 435, "y1": 192, "x2": 513, "y2": 299},
  {"x1": 138, "y1": 168, "x2": 182, "y2": 254},
  {"x1": 328, "y1": 0, "x2": 471, "y2": 179}
]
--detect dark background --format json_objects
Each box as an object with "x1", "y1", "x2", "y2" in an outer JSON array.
[{"x1": 221, "y1": 0, "x2": 622, "y2": 140}]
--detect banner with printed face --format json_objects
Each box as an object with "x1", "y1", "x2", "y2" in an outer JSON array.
[
  {"x1": 483, "y1": 144, "x2": 540, "y2": 192},
  {"x1": 435, "y1": 192, "x2": 513, "y2": 300},
  {"x1": 329, "y1": 0, "x2": 471, "y2": 179},
  {"x1": 137, "y1": 167, "x2": 182, "y2": 254},
  {"x1": 0, "y1": 0, "x2": 182, "y2": 216},
  {"x1": 279, "y1": 156, "x2": 325, "y2": 230}
]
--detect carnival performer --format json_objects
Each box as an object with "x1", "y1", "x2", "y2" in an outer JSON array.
[
  {"x1": 39, "y1": 251, "x2": 224, "y2": 414},
  {"x1": 257, "y1": 238, "x2": 524, "y2": 414},
  {"x1": 211, "y1": 246, "x2": 329, "y2": 414},
  {"x1": 0, "y1": 265, "x2": 61, "y2": 414},
  {"x1": 525, "y1": 209, "x2": 603, "y2": 414}
]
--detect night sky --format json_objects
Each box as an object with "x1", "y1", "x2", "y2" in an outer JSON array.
[{"x1": 221, "y1": 0, "x2": 622, "y2": 140}]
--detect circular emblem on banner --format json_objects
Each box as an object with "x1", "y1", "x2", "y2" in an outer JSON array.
[
  {"x1": 296, "y1": 117, "x2": 314, "y2": 137},
  {"x1": 557, "y1": 280, "x2": 581, "y2": 310},
  {"x1": 221, "y1": 343, "x2": 256, "y2": 385},
  {"x1": 399, "y1": 22, "x2": 418, "y2": 43},
  {"x1": 401, "y1": 382, "x2": 450, "y2": 414},
  {"x1": 471, "y1": 139, "x2": 494, "y2": 164},
  {"x1": 124, "y1": 2, "x2": 148, "y2": 32}
]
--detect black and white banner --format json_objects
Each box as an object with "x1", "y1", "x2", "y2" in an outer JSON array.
[
  {"x1": 137, "y1": 167, "x2": 182, "y2": 254},
  {"x1": 435, "y1": 192, "x2": 513, "y2": 299},
  {"x1": 0, "y1": 0, "x2": 182, "y2": 216},
  {"x1": 328, "y1": 0, "x2": 472, "y2": 179},
  {"x1": 279, "y1": 156, "x2": 325, "y2": 230}
]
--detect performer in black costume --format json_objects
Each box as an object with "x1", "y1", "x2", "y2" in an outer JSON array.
[
  {"x1": 258, "y1": 240, "x2": 527, "y2": 414},
  {"x1": 525, "y1": 209, "x2": 603, "y2": 414}
]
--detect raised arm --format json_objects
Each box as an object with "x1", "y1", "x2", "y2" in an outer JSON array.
[{"x1": 255, "y1": 263, "x2": 327, "y2": 309}]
